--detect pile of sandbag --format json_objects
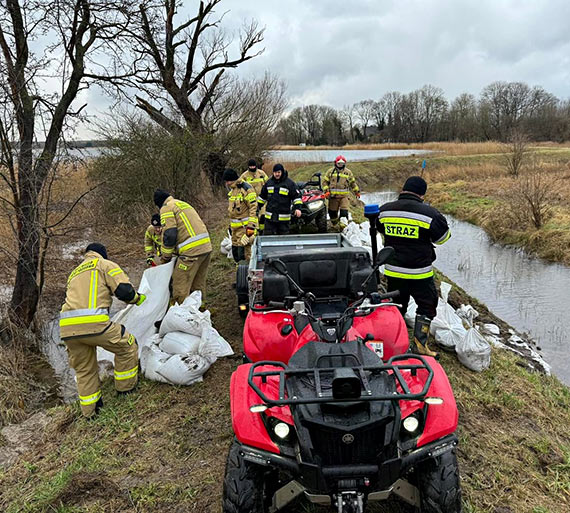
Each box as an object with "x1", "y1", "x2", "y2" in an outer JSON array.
[
  {"x1": 405, "y1": 282, "x2": 491, "y2": 372},
  {"x1": 342, "y1": 220, "x2": 383, "y2": 259},
  {"x1": 98, "y1": 262, "x2": 233, "y2": 385}
]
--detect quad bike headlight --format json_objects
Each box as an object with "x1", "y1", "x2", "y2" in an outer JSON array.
[
  {"x1": 403, "y1": 416, "x2": 420, "y2": 433},
  {"x1": 273, "y1": 422, "x2": 291, "y2": 439},
  {"x1": 308, "y1": 200, "x2": 324, "y2": 211}
]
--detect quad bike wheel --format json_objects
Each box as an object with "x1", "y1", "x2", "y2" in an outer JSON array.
[
  {"x1": 236, "y1": 264, "x2": 249, "y2": 319},
  {"x1": 417, "y1": 448, "x2": 462, "y2": 513},
  {"x1": 222, "y1": 441, "x2": 271, "y2": 513},
  {"x1": 315, "y1": 207, "x2": 328, "y2": 233}
]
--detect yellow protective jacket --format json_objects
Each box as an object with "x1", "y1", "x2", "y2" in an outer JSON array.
[
  {"x1": 160, "y1": 196, "x2": 212, "y2": 261},
  {"x1": 239, "y1": 168, "x2": 268, "y2": 196},
  {"x1": 323, "y1": 167, "x2": 360, "y2": 197},
  {"x1": 144, "y1": 225, "x2": 162, "y2": 258},
  {"x1": 229, "y1": 181, "x2": 257, "y2": 241},
  {"x1": 60, "y1": 251, "x2": 141, "y2": 339}
]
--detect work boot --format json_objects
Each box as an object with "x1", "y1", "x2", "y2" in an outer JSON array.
[
  {"x1": 86, "y1": 397, "x2": 104, "y2": 421},
  {"x1": 413, "y1": 315, "x2": 439, "y2": 359}
]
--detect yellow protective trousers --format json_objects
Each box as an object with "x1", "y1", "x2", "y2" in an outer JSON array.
[
  {"x1": 65, "y1": 322, "x2": 138, "y2": 417},
  {"x1": 171, "y1": 251, "x2": 212, "y2": 305}
]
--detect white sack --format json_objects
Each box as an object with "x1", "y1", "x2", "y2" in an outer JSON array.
[
  {"x1": 405, "y1": 297, "x2": 417, "y2": 327},
  {"x1": 457, "y1": 326, "x2": 492, "y2": 372},
  {"x1": 159, "y1": 291, "x2": 211, "y2": 337},
  {"x1": 220, "y1": 235, "x2": 232, "y2": 256},
  {"x1": 156, "y1": 353, "x2": 212, "y2": 386},
  {"x1": 141, "y1": 343, "x2": 172, "y2": 383},
  {"x1": 201, "y1": 325, "x2": 234, "y2": 358},
  {"x1": 113, "y1": 260, "x2": 175, "y2": 351},
  {"x1": 430, "y1": 282, "x2": 467, "y2": 350},
  {"x1": 159, "y1": 331, "x2": 202, "y2": 355}
]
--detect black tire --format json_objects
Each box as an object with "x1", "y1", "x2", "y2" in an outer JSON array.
[
  {"x1": 417, "y1": 449, "x2": 462, "y2": 513},
  {"x1": 236, "y1": 264, "x2": 249, "y2": 318},
  {"x1": 222, "y1": 441, "x2": 268, "y2": 513},
  {"x1": 315, "y1": 207, "x2": 328, "y2": 233}
]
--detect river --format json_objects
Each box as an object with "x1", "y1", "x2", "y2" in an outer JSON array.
[{"x1": 362, "y1": 191, "x2": 570, "y2": 386}]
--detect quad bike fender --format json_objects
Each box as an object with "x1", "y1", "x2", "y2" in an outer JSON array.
[
  {"x1": 231, "y1": 364, "x2": 281, "y2": 454},
  {"x1": 393, "y1": 357, "x2": 458, "y2": 447},
  {"x1": 353, "y1": 305, "x2": 409, "y2": 360},
  {"x1": 243, "y1": 311, "x2": 299, "y2": 364}
]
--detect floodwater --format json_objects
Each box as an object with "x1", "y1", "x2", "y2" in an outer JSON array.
[
  {"x1": 363, "y1": 191, "x2": 570, "y2": 385},
  {"x1": 269, "y1": 149, "x2": 429, "y2": 163}
]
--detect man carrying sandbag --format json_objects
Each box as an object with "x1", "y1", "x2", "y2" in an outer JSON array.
[
  {"x1": 60, "y1": 243, "x2": 146, "y2": 418},
  {"x1": 376, "y1": 176, "x2": 451, "y2": 358},
  {"x1": 154, "y1": 189, "x2": 212, "y2": 305}
]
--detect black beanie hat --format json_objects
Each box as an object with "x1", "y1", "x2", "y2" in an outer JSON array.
[
  {"x1": 154, "y1": 189, "x2": 170, "y2": 208},
  {"x1": 248, "y1": 158, "x2": 257, "y2": 167},
  {"x1": 403, "y1": 176, "x2": 427, "y2": 196},
  {"x1": 223, "y1": 168, "x2": 239, "y2": 181},
  {"x1": 86, "y1": 242, "x2": 108, "y2": 260},
  {"x1": 273, "y1": 163, "x2": 284, "y2": 173},
  {"x1": 151, "y1": 213, "x2": 161, "y2": 227}
]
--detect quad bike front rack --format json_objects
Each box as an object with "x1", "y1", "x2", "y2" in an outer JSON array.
[{"x1": 248, "y1": 354, "x2": 435, "y2": 408}]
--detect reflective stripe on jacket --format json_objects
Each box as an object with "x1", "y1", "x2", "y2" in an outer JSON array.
[
  {"x1": 60, "y1": 251, "x2": 138, "y2": 339},
  {"x1": 239, "y1": 168, "x2": 268, "y2": 196},
  {"x1": 376, "y1": 193, "x2": 450, "y2": 279},
  {"x1": 144, "y1": 225, "x2": 162, "y2": 257},
  {"x1": 323, "y1": 166, "x2": 359, "y2": 197},
  {"x1": 160, "y1": 196, "x2": 212, "y2": 259}
]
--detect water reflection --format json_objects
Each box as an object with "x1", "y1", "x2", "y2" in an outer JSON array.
[
  {"x1": 269, "y1": 149, "x2": 430, "y2": 163},
  {"x1": 363, "y1": 191, "x2": 570, "y2": 385}
]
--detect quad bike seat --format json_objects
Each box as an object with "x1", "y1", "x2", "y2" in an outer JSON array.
[{"x1": 262, "y1": 247, "x2": 375, "y2": 304}]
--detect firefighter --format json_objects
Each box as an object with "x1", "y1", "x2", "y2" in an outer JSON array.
[
  {"x1": 144, "y1": 213, "x2": 162, "y2": 266},
  {"x1": 240, "y1": 159, "x2": 268, "y2": 232},
  {"x1": 376, "y1": 176, "x2": 451, "y2": 358},
  {"x1": 154, "y1": 189, "x2": 212, "y2": 304},
  {"x1": 60, "y1": 243, "x2": 146, "y2": 418},
  {"x1": 257, "y1": 163, "x2": 302, "y2": 235},
  {"x1": 223, "y1": 168, "x2": 258, "y2": 262},
  {"x1": 323, "y1": 155, "x2": 360, "y2": 228}
]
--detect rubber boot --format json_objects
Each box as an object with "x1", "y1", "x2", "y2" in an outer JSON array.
[{"x1": 413, "y1": 315, "x2": 439, "y2": 359}]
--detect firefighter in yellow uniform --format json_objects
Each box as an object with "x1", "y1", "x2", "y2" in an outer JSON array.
[
  {"x1": 60, "y1": 243, "x2": 145, "y2": 417},
  {"x1": 154, "y1": 189, "x2": 212, "y2": 304},
  {"x1": 239, "y1": 159, "x2": 268, "y2": 232},
  {"x1": 223, "y1": 168, "x2": 258, "y2": 262},
  {"x1": 144, "y1": 213, "x2": 162, "y2": 266},
  {"x1": 322, "y1": 155, "x2": 360, "y2": 228}
]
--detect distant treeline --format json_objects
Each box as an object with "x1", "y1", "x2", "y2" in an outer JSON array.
[{"x1": 275, "y1": 81, "x2": 570, "y2": 145}]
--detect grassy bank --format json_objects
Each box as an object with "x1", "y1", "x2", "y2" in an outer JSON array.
[
  {"x1": 290, "y1": 147, "x2": 570, "y2": 265},
  {"x1": 1, "y1": 217, "x2": 569, "y2": 513}
]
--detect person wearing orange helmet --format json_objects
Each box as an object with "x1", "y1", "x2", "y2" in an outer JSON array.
[{"x1": 322, "y1": 155, "x2": 360, "y2": 228}]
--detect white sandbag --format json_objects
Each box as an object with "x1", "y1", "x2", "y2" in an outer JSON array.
[
  {"x1": 159, "y1": 331, "x2": 202, "y2": 355},
  {"x1": 200, "y1": 325, "x2": 234, "y2": 358},
  {"x1": 483, "y1": 323, "x2": 500, "y2": 335},
  {"x1": 430, "y1": 282, "x2": 466, "y2": 350},
  {"x1": 159, "y1": 291, "x2": 211, "y2": 336},
  {"x1": 405, "y1": 297, "x2": 417, "y2": 327},
  {"x1": 456, "y1": 326, "x2": 492, "y2": 372},
  {"x1": 456, "y1": 304, "x2": 479, "y2": 325},
  {"x1": 113, "y1": 260, "x2": 175, "y2": 349},
  {"x1": 141, "y1": 343, "x2": 172, "y2": 383},
  {"x1": 156, "y1": 353, "x2": 212, "y2": 386}
]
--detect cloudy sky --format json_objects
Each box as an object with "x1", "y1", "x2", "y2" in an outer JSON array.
[{"x1": 78, "y1": 0, "x2": 570, "y2": 138}]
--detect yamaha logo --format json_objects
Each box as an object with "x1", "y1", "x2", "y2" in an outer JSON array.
[{"x1": 342, "y1": 434, "x2": 355, "y2": 444}]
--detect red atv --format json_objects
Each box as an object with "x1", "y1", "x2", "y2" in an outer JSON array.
[
  {"x1": 224, "y1": 237, "x2": 461, "y2": 513},
  {"x1": 291, "y1": 172, "x2": 328, "y2": 233}
]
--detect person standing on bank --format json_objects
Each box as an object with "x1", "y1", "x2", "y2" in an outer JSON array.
[
  {"x1": 257, "y1": 164, "x2": 302, "y2": 235},
  {"x1": 376, "y1": 176, "x2": 451, "y2": 358},
  {"x1": 144, "y1": 213, "x2": 162, "y2": 266},
  {"x1": 223, "y1": 168, "x2": 258, "y2": 263},
  {"x1": 323, "y1": 155, "x2": 360, "y2": 228},
  {"x1": 153, "y1": 189, "x2": 212, "y2": 305},
  {"x1": 240, "y1": 159, "x2": 268, "y2": 232}
]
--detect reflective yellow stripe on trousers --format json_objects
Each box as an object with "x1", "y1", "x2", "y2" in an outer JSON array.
[
  {"x1": 79, "y1": 390, "x2": 101, "y2": 405},
  {"x1": 114, "y1": 365, "x2": 138, "y2": 381}
]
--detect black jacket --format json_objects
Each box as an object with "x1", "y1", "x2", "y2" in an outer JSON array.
[
  {"x1": 258, "y1": 170, "x2": 302, "y2": 222},
  {"x1": 376, "y1": 192, "x2": 450, "y2": 279}
]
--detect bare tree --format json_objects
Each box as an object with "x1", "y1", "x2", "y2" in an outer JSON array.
[
  {"x1": 355, "y1": 99, "x2": 376, "y2": 139},
  {"x1": 502, "y1": 129, "x2": 530, "y2": 177},
  {"x1": 0, "y1": 0, "x2": 136, "y2": 329},
  {"x1": 341, "y1": 104, "x2": 357, "y2": 143}
]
